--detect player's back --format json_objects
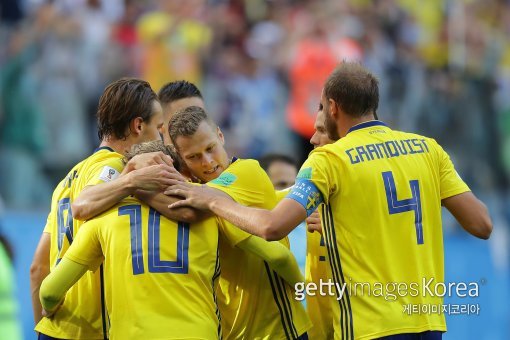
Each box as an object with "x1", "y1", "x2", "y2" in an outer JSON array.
[
  {"x1": 36, "y1": 147, "x2": 124, "y2": 339},
  {"x1": 68, "y1": 196, "x2": 221, "y2": 339},
  {"x1": 209, "y1": 159, "x2": 311, "y2": 339},
  {"x1": 304, "y1": 121, "x2": 470, "y2": 338}
]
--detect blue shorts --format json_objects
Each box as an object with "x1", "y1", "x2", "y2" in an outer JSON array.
[
  {"x1": 297, "y1": 332, "x2": 309, "y2": 340},
  {"x1": 378, "y1": 331, "x2": 443, "y2": 340},
  {"x1": 38, "y1": 333, "x2": 62, "y2": 340}
]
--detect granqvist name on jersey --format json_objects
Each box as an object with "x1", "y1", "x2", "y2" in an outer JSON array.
[{"x1": 346, "y1": 138, "x2": 430, "y2": 165}]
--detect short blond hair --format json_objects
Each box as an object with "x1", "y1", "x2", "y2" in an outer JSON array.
[{"x1": 125, "y1": 140, "x2": 182, "y2": 172}]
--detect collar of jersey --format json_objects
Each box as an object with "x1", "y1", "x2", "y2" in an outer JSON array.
[
  {"x1": 94, "y1": 146, "x2": 115, "y2": 153},
  {"x1": 347, "y1": 120, "x2": 388, "y2": 134}
]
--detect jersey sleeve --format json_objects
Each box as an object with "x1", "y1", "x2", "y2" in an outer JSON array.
[
  {"x1": 217, "y1": 217, "x2": 252, "y2": 246},
  {"x1": 207, "y1": 159, "x2": 277, "y2": 209},
  {"x1": 275, "y1": 188, "x2": 291, "y2": 203},
  {"x1": 82, "y1": 157, "x2": 125, "y2": 188},
  {"x1": 286, "y1": 149, "x2": 335, "y2": 216},
  {"x1": 430, "y1": 139, "x2": 470, "y2": 199},
  {"x1": 43, "y1": 211, "x2": 54, "y2": 234},
  {"x1": 207, "y1": 159, "x2": 277, "y2": 244},
  {"x1": 64, "y1": 220, "x2": 104, "y2": 271}
]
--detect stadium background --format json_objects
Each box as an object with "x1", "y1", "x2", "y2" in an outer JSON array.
[{"x1": 0, "y1": 0, "x2": 508, "y2": 339}]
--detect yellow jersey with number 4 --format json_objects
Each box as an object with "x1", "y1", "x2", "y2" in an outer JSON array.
[
  {"x1": 64, "y1": 196, "x2": 221, "y2": 340},
  {"x1": 287, "y1": 121, "x2": 470, "y2": 340},
  {"x1": 208, "y1": 158, "x2": 312, "y2": 340},
  {"x1": 36, "y1": 147, "x2": 124, "y2": 339}
]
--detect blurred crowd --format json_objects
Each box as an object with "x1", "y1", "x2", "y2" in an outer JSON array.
[{"x1": 1, "y1": 0, "x2": 510, "y2": 208}]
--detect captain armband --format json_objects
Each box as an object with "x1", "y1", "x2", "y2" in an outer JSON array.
[{"x1": 286, "y1": 179, "x2": 324, "y2": 217}]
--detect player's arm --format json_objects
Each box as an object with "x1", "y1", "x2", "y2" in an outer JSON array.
[
  {"x1": 442, "y1": 192, "x2": 492, "y2": 239},
  {"x1": 29, "y1": 232, "x2": 51, "y2": 324},
  {"x1": 40, "y1": 219, "x2": 103, "y2": 316},
  {"x1": 237, "y1": 236, "x2": 304, "y2": 285},
  {"x1": 434, "y1": 140, "x2": 493, "y2": 239},
  {"x1": 39, "y1": 258, "x2": 88, "y2": 317},
  {"x1": 135, "y1": 190, "x2": 210, "y2": 223},
  {"x1": 72, "y1": 163, "x2": 179, "y2": 221},
  {"x1": 167, "y1": 181, "x2": 308, "y2": 240},
  {"x1": 212, "y1": 197, "x2": 306, "y2": 240}
]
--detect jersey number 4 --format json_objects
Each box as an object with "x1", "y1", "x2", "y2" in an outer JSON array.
[
  {"x1": 119, "y1": 205, "x2": 190, "y2": 275},
  {"x1": 382, "y1": 171, "x2": 424, "y2": 244}
]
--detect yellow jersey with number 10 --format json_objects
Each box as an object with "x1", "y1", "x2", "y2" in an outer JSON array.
[
  {"x1": 36, "y1": 147, "x2": 124, "y2": 339},
  {"x1": 64, "y1": 196, "x2": 221, "y2": 339},
  {"x1": 287, "y1": 121, "x2": 470, "y2": 340}
]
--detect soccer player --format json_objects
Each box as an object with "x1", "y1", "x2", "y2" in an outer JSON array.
[
  {"x1": 30, "y1": 78, "x2": 183, "y2": 340},
  {"x1": 39, "y1": 140, "x2": 304, "y2": 339},
  {"x1": 259, "y1": 154, "x2": 299, "y2": 191},
  {"x1": 157, "y1": 80, "x2": 205, "y2": 146},
  {"x1": 38, "y1": 141, "x2": 221, "y2": 339},
  {"x1": 166, "y1": 107, "x2": 311, "y2": 339},
  {"x1": 305, "y1": 102, "x2": 337, "y2": 340},
  {"x1": 166, "y1": 62, "x2": 493, "y2": 339}
]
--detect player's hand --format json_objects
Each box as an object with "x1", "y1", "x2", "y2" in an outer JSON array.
[
  {"x1": 306, "y1": 210, "x2": 322, "y2": 234},
  {"x1": 164, "y1": 180, "x2": 219, "y2": 210},
  {"x1": 129, "y1": 164, "x2": 185, "y2": 192},
  {"x1": 125, "y1": 152, "x2": 174, "y2": 172}
]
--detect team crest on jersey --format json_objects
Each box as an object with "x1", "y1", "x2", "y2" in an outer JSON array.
[
  {"x1": 210, "y1": 172, "x2": 237, "y2": 186},
  {"x1": 297, "y1": 167, "x2": 312, "y2": 180},
  {"x1": 98, "y1": 166, "x2": 120, "y2": 182}
]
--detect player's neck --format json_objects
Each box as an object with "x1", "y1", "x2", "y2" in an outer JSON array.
[
  {"x1": 98, "y1": 138, "x2": 132, "y2": 156},
  {"x1": 340, "y1": 114, "x2": 377, "y2": 137}
]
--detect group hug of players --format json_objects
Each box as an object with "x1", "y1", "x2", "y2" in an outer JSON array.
[{"x1": 30, "y1": 62, "x2": 492, "y2": 340}]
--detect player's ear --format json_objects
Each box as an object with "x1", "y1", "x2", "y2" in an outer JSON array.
[
  {"x1": 217, "y1": 126, "x2": 225, "y2": 145},
  {"x1": 130, "y1": 117, "x2": 144, "y2": 136},
  {"x1": 328, "y1": 98, "x2": 339, "y2": 120}
]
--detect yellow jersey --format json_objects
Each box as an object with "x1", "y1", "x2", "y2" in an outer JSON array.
[
  {"x1": 305, "y1": 208, "x2": 334, "y2": 340},
  {"x1": 36, "y1": 147, "x2": 124, "y2": 339},
  {"x1": 208, "y1": 158, "x2": 311, "y2": 339},
  {"x1": 65, "y1": 196, "x2": 221, "y2": 340},
  {"x1": 287, "y1": 121, "x2": 470, "y2": 339}
]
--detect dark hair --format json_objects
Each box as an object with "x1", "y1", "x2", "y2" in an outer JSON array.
[
  {"x1": 259, "y1": 154, "x2": 297, "y2": 172},
  {"x1": 324, "y1": 62, "x2": 379, "y2": 117},
  {"x1": 97, "y1": 78, "x2": 158, "y2": 141},
  {"x1": 158, "y1": 80, "x2": 203, "y2": 105},
  {"x1": 168, "y1": 106, "x2": 216, "y2": 148},
  {"x1": 125, "y1": 140, "x2": 182, "y2": 172}
]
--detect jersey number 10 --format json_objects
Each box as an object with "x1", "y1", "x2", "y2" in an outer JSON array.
[
  {"x1": 382, "y1": 171, "x2": 424, "y2": 244},
  {"x1": 119, "y1": 205, "x2": 190, "y2": 275}
]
